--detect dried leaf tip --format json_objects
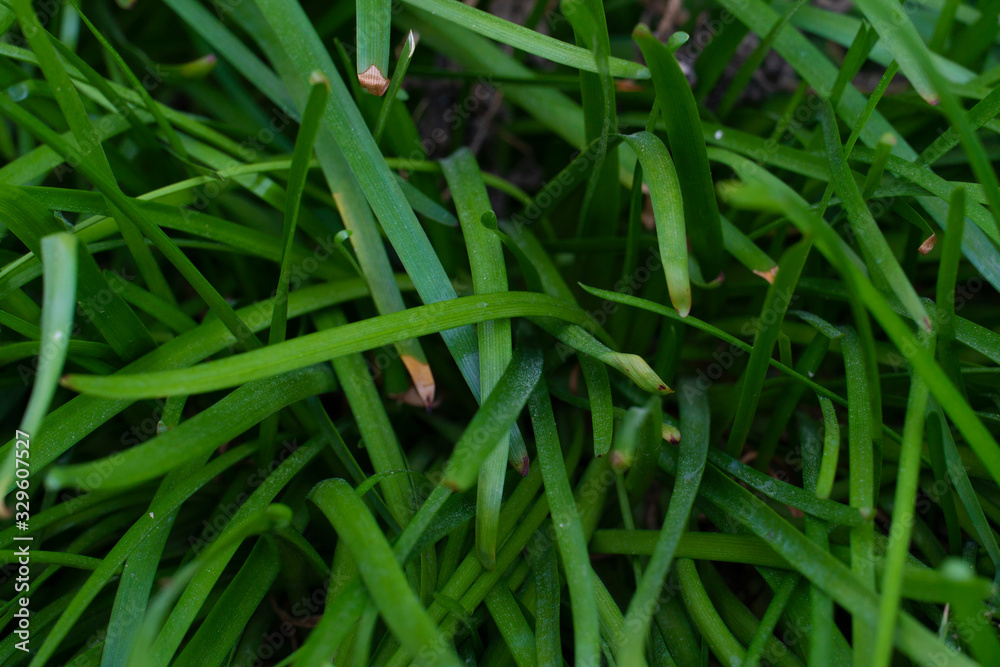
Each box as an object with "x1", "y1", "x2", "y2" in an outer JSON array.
[
  {"x1": 918, "y1": 233, "x2": 937, "y2": 255},
  {"x1": 753, "y1": 266, "x2": 779, "y2": 284},
  {"x1": 358, "y1": 65, "x2": 390, "y2": 96},
  {"x1": 401, "y1": 355, "x2": 435, "y2": 408}
]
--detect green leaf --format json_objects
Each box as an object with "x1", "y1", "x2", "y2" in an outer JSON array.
[{"x1": 633, "y1": 24, "x2": 724, "y2": 279}]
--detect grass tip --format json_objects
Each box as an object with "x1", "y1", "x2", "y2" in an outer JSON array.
[
  {"x1": 517, "y1": 455, "x2": 530, "y2": 477},
  {"x1": 610, "y1": 451, "x2": 631, "y2": 473},
  {"x1": 308, "y1": 70, "x2": 330, "y2": 88},
  {"x1": 753, "y1": 266, "x2": 779, "y2": 284},
  {"x1": 662, "y1": 423, "x2": 681, "y2": 443},
  {"x1": 401, "y1": 355, "x2": 436, "y2": 408},
  {"x1": 359, "y1": 65, "x2": 390, "y2": 96},
  {"x1": 918, "y1": 233, "x2": 937, "y2": 255},
  {"x1": 405, "y1": 30, "x2": 419, "y2": 55}
]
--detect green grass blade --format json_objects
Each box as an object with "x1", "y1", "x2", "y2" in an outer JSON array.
[
  {"x1": 0, "y1": 232, "x2": 76, "y2": 513},
  {"x1": 357, "y1": 0, "x2": 392, "y2": 94},
  {"x1": 528, "y1": 378, "x2": 600, "y2": 667},
  {"x1": 374, "y1": 31, "x2": 417, "y2": 142},
  {"x1": 309, "y1": 478, "x2": 463, "y2": 667},
  {"x1": 633, "y1": 24, "x2": 723, "y2": 279},
  {"x1": 619, "y1": 131, "x2": 690, "y2": 317},
  {"x1": 400, "y1": 0, "x2": 647, "y2": 79},
  {"x1": 819, "y1": 102, "x2": 929, "y2": 331},
  {"x1": 725, "y1": 240, "x2": 810, "y2": 457},
  {"x1": 618, "y1": 377, "x2": 709, "y2": 666},
  {"x1": 442, "y1": 349, "x2": 542, "y2": 491}
]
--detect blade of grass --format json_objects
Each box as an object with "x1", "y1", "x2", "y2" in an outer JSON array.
[
  {"x1": 618, "y1": 377, "x2": 709, "y2": 666},
  {"x1": 374, "y1": 31, "x2": 417, "y2": 142},
  {"x1": 0, "y1": 186, "x2": 154, "y2": 359},
  {"x1": 47, "y1": 366, "x2": 336, "y2": 491},
  {"x1": 0, "y1": 232, "x2": 76, "y2": 515},
  {"x1": 528, "y1": 378, "x2": 600, "y2": 667},
  {"x1": 399, "y1": 0, "x2": 647, "y2": 79},
  {"x1": 634, "y1": 24, "x2": 723, "y2": 280},
  {"x1": 619, "y1": 131, "x2": 690, "y2": 317},
  {"x1": 309, "y1": 478, "x2": 463, "y2": 667},
  {"x1": 442, "y1": 348, "x2": 542, "y2": 492},
  {"x1": 441, "y1": 149, "x2": 515, "y2": 568},
  {"x1": 819, "y1": 101, "x2": 930, "y2": 331},
  {"x1": 357, "y1": 0, "x2": 392, "y2": 94},
  {"x1": 725, "y1": 240, "x2": 810, "y2": 457},
  {"x1": 12, "y1": 0, "x2": 174, "y2": 306}
]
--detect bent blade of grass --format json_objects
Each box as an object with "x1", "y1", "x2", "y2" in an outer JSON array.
[
  {"x1": 531, "y1": 318, "x2": 671, "y2": 394},
  {"x1": 677, "y1": 559, "x2": 746, "y2": 665},
  {"x1": 399, "y1": 0, "x2": 647, "y2": 79},
  {"x1": 528, "y1": 378, "x2": 600, "y2": 667},
  {"x1": 442, "y1": 348, "x2": 542, "y2": 491},
  {"x1": 618, "y1": 378, "x2": 709, "y2": 666},
  {"x1": 619, "y1": 131, "x2": 690, "y2": 316},
  {"x1": 0, "y1": 233, "x2": 76, "y2": 516},
  {"x1": 725, "y1": 240, "x2": 810, "y2": 457},
  {"x1": 0, "y1": 279, "x2": 395, "y2": 498},
  {"x1": 634, "y1": 24, "x2": 723, "y2": 279},
  {"x1": 63, "y1": 292, "x2": 587, "y2": 399},
  {"x1": 309, "y1": 479, "x2": 463, "y2": 667},
  {"x1": 357, "y1": 0, "x2": 392, "y2": 94}
]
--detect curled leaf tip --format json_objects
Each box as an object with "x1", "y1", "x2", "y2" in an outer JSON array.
[{"x1": 358, "y1": 65, "x2": 390, "y2": 96}]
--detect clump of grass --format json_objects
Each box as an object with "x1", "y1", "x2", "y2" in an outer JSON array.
[{"x1": 1, "y1": 0, "x2": 999, "y2": 665}]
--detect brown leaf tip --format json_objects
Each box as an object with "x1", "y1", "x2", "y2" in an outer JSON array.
[
  {"x1": 918, "y1": 234, "x2": 936, "y2": 255},
  {"x1": 753, "y1": 266, "x2": 779, "y2": 284},
  {"x1": 358, "y1": 65, "x2": 390, "y2": 96}
]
